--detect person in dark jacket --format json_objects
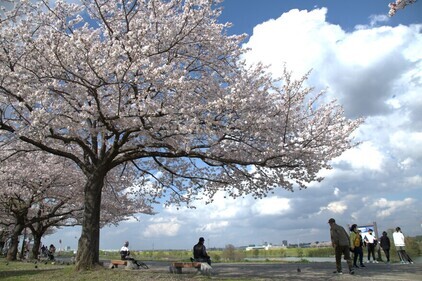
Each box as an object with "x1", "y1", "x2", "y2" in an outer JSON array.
[
  {"x1": 379, "y1": 231, "x2": 391, "y2": 263},
  {"x1": 328, "y1": 218, "x2": 354, "y2": 275},
  {"x1": 193, "y1": 237, "x2": 211, "y2": 265}
]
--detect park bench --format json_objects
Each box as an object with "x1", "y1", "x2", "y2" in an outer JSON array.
[
  {"x1": 169, "y1": 262, "x2": 202, "y2": 274},
  {"x1": 109, "y1": 259, "x2": 145, "y2": 270},
  {"x1": 109, "y1": 259, "x2": 127, "y2": 269}
]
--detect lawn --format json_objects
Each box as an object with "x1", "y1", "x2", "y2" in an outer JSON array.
[{"x1": 0, "y1": 259, "x2": 241, "y2": 281}]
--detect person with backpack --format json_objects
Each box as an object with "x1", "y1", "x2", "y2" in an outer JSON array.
[{"x1": 349, "y1": 224, "x2": 365, "y2": 268}]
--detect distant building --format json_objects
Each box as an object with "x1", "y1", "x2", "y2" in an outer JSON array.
[
  {"x1": 245, "y1": 243, "x2": 273, "y2": 251},
  {"x1": 282, "y1": 240, "x2": 288, "y2": 247}
]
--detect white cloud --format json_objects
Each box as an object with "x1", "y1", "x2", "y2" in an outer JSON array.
[
  {"x1": 390, "y1": 131, "x2": 422, "y2": 159},
  {"x1": 196, "y1": 221, "x2": 229, "y2": 233},
  {"x1": 333, "y1": 187, "x2": 340, "y2": 196},
  {"x1": 333, "y1": 141, "x2": 385, "y2": 171},
  {"x1": 243, "y1": 8, "x2": 345, "y2": 79},
  {"x1": 373, "y1": 198, "x2": 415, "y2": 218},
  {"x1": 319, "y1": 201, "x2": 348, "y2": 214},
  {"x1": 251, "y1": 197, "x2": 291, "y2": 216},
  {"x1": 404, "y1": 175, "x2": 422, "y2": 186},
  {"x1": 143, "y1": 217, "x2": 181, "y2": 237}
]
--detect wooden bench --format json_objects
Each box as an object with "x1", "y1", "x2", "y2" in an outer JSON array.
[
  {"x1": 109, "y1": 260, "x2": 127, "y2": 269},
  {"x1": 169, "y1": 262, "x2": 202, "y2": 274}
]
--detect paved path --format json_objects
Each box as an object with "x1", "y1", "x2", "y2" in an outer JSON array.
[{"x1": 134, "y1": 260, "x2": 422, "y2": 280}]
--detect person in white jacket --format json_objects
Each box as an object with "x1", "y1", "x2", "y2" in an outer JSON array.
[{"x1": 392, "y1": 227, "x2": 413, "y2": 264}]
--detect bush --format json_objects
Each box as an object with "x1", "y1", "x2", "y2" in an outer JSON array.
[{"x1": 306, "y1": 247, "x2": 334, "y2": 257}]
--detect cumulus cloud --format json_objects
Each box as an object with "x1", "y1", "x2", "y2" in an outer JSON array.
[
  {"x1": 373, "y1": 198, "x2": 415, "y2": 218},
  {"x1": 143, "y1": 217, "x2": 181, "y2": 237},
  {"x1": 333, "y1": 141, "x2": 386, "y2": 172},
  {"x1": 251, "y1": 197, "x2": 291, "y2": 216},
  {"x1": 319, "y1": 201, "x2": 348, "y2": 214}
]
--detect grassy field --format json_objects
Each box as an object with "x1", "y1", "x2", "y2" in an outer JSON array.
[
  {"x1": 0, "y1": 248, "x2": 323, "y2": 281},
  {"x1": 0, "y1": 259, "x2": 252, "y2": 281},
  {"x1": 1, "y1": 243, "x2": 420, "y2": 281}
]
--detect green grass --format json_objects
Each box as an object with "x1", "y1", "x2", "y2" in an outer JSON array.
[
  {"x1": 0, "y1": 259, "x2": 206, "y2": 281},
  {"x1": 0, "y1": 257, "x2": 317, "y2": 281}
]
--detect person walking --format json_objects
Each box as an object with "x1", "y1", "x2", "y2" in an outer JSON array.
[
  {"x1": 379, "y1": 231, "x2": 391, "y2": 263},
  {"x1": 328, "y1": 218, "x2": 354, "y2": 275},
  {"x1": 349, "y1": 224, "x2": 365, "y2": 268},
  {"x1": 393, "y1": 227, "x2": 413, "y2": 264}
]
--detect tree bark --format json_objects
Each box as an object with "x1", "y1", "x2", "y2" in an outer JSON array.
[
  {"x1": 75, "y1": 173, "x2": 104, "y2": 270},
  {"x1": 31, "y1": 232, "x2": 42, "y2": 260},
  {"x1": 6, "y1": 224, "x2": 24, "y2": 261}
]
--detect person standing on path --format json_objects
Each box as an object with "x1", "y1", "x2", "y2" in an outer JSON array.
[
  {"x1": 349, "y1": 224, "x2": 365, "y2": 268},
  {"x1": 328, "y1": 218, "x2": 354, "y2": 275},
  {"x1": 380, "y1": 231, "x2": 391, "y2": 263},
  {"x1": 364, "y1": 229, "x2": 378, "y2": 263},
  {"x1": 393, "y1": 227, "x2": 414, "y2": 264}
]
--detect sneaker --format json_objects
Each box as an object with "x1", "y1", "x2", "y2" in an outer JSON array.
[
  {"x1": 349, "y1": 270, "x2": 355, "y2": 275},
  {"x1": 353, "y1": 265, "x2": 359, "y2": 269},
  {"x1": 333, "y1": 270, "x2": 343, "y2": 274},
  {"x1": 360, "y1": 264, "x2": 366, "y2": 267},
  {"x1": 374, "y1": 260, "x2": 379, "y2": 263},
  {"x1": 366, "y1": 260, "x2": 370, "y2": 263}
]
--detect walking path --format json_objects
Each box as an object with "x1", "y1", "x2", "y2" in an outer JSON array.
[{"x1": 136, "y1": 260, "x2": 422, "y2": 280}]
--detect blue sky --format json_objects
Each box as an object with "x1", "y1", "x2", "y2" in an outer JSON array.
[
  {"x1": 218, "y1": 0, "x2": 422, "y2": 35},
  {"x1": 38, "y1": 0, "x2": 422, "y2": 252}
]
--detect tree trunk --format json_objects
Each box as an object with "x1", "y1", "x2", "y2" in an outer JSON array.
[
  {"x1": 31, "y1": 233, "x2": 42, "y2": 260},
  {"x1": 6, "y1": 224, "x2": 24, "y2": 261},
  {"x1": 75, "y1": 173, "x2": 104, "y2": 270}
]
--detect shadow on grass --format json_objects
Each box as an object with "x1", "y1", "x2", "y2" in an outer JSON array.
[{"x1": 0, "y1": 267, "x2": 64, "y2": 279}]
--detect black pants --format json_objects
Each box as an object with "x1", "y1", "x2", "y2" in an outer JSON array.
[
  {"x1": 194, "y1": 257, "x2": 211, "y2": 266},
  {"x1": 382, "y1": 247, "x2": 390, "y2": 262},
  {"x1": 353, "y1": 246, "x2": 363, "y2": 266},
  {"x1": 367, "y1": 243, "x2": 376, "y2": 261}
]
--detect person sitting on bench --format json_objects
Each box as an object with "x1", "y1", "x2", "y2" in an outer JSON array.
[
  {"x1": 120, "y1": 241, "x2": 142, "y2": 267},
  {"x1": 192, "y1": 237, "x2": 211, "y2": 265}
]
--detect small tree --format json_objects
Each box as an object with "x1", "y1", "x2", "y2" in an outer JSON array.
[
  {"x1": 0, "y1": 0, "x2": 362, "y2": 270},
  {"x1": 222, "y1": 244, "x2": 236, "y2": 261}
]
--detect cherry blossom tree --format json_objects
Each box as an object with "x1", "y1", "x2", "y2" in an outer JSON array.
[
  {"x1": 0, "y1": 143, "x2": 154, "y2": 260},
  {"x1": 0, "y1": 148, "x2": 84, "y2": 260},
  {"x1": 0, "y1": 0, "x2": 362, "y2": 270}
]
